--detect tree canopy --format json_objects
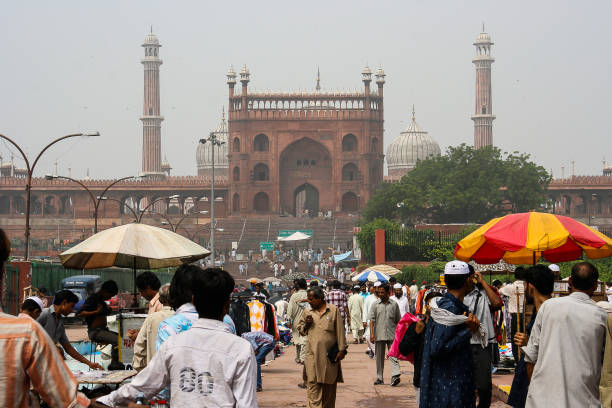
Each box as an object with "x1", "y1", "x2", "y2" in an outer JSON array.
[{"x1": 363, "y1": 144, "x2": 551, "y2": 224}]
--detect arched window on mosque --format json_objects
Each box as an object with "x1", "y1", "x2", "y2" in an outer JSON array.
[
  {"x1": 233, "y1": 137, "x2": 240, "y2": 152},
  {"x1": 233, "y1": 167, "x2": 240, "y2": 182},
  {"x1": 254, "y1": 163, "x2": 269, "y2": 181},
  {"x1": 342, "y1": 163, "x2": 359, "y2": 181},
  {"x1": 342, "y1": 134, "x2": 357, "y2": 152},
  {"x1": 254, "y1": 134, "x2": 269, "y2": 152}
]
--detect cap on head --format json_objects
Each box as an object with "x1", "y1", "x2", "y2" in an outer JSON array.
[
  {"x1": 548, "y1": 264, "x2": 560, "y2": 272},
  {"x1": 393, "y1": 283, "x2": 402, "y2": 289},
  {"x1": 444, "y1": 260, "x2": 470, "y2": 275},
  {"x1": 373, "y1": 281, "x2": 382, "y2": 287},
  {"x1": 26, "y1": 296, "x2": 44, "y2": 310}
]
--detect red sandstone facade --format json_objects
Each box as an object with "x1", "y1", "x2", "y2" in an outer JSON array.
[{"x1": 226, "y1": 65, "x2": 385, "y2": 216}]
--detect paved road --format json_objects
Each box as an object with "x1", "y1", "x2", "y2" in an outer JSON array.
[{"x1": 257, "y1": 340, "x2": 510, "y2": 407}]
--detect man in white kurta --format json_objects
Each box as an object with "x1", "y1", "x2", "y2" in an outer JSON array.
[
  {"x1": 348, "y1": 287, "x2": 365, "y2": 343},
  {"x1": 363, "y1": 284, "x2": 380, "y2": 357},
  {"x1": 523, "y1": 262, "x2": 607, "y2": 408}
]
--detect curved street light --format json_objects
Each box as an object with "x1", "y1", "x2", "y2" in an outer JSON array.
[
  {"x1": 137, "y1": 195, "x2": 179, "y2": 223},
  {"x1": 155, "y1": 209, "x2": 208, "y2": 233},
  {"x1": 45, "y1": 174, "x2": 144, "y2": 233},
  {"x1": 98, "y1": 197, "x2": 139, "y2": 222},
  {"x1": 0, "y1": 131, "x2": 100, "y2": 259}
]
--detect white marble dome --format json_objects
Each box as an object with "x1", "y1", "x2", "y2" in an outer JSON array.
[
  {"x1": 386, "y1": 109, "x2": 441, "y2": 177},
  {"x1": 197, "y1": 112, "x2": 229, "y2": 174}
]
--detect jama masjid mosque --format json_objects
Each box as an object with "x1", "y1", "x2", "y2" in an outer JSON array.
[{"x1": 10, "y1": 27, "x2": 609, "y2": 255}]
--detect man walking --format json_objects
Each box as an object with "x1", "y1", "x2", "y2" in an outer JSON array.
[
  {"x1": 326, "y1": 280, "x2": 350, "y2": 329},
  {"x1": 523, "y1": 262, "x2": 607, "y2": 407},
  {"x1": 391, "y1": 283, "x2": 410, "y2": 317},
  {"x1": 297, "y1": 287, "x2": 347, "y2": 408},
  {"x1": 348, "y1": 286, "x2": 365, "y2": 343},
  {"x1": 463, "y1": 266, "x2": 502, "y2": 408},
  {"x1": 420, "y1": 261, "x2": 480, "y2": 407},
  {"x1": 288, "y1": 279, "x2": 309, "y2": 367},
  {"x1": 363, "y1": 283, "x2": 379, "y2": 358},
  {"x1": 369, "y1": 282, "x2": 402, "y2": 386}
]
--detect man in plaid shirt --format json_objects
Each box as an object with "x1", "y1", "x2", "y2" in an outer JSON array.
[{"x1": 326, "y1": 280, "x2": 351, "y2": 327}]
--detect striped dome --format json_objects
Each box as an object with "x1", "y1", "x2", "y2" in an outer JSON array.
[{"x1": 196, "y1": 112, "x2": 229, "y2": 171}]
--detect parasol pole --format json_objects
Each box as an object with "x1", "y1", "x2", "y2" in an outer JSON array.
[
  {"x1": 131, "y1": 257, "x2": 138, "y2": 308},
  {"x1": 516, "y1": 289, "x2": 521, "y2": 359}
]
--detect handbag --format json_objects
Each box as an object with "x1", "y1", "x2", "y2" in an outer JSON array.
[{"x1": 327, "y1": 343, "x2": 339, "y2": 363}]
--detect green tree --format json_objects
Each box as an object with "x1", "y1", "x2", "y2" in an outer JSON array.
[{"x1": 364, "y1": 144, "x2": 551, "y2": 223}]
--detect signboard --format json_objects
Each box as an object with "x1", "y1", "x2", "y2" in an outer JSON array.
[
  {"x1": 278, "y1": 229, "x2": 313, "y2": 238},
  {"x1": 231, "y1": 241, "x2": 238, "y2": 250},
  {"x1": 260, "y1": 241, "x2": 274, "y2": 251}
]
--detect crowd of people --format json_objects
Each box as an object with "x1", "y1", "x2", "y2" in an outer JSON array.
[{"x1": 3, "y1": 217, "x2": 612, "y2": 407}]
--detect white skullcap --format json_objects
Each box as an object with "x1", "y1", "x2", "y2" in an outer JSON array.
[
  {"x1": 548, "y1": 264, "x2": 560, "y2": 272},
  {"x1": 26, "y1": 296, "x2": 44, "y2": 310},
  {"x1": 444, "y1": 260, "x2": 470, "y2": 275},
  {"x1": 393, "y1": 283, "x2": 402, "y2": 289},
  {"x1": 373, "y1": 281, "x2": 382, "y2": 287}
]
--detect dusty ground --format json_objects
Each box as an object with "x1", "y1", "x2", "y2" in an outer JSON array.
[
  {"x1": 67, "y1": 325, "x2": 510, "y2": 407},
  {"x1": 258, "y1": 339, "x2": 510, "y2": 407}
]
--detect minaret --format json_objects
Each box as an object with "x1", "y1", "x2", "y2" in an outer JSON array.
[
  {"x1": 472, "y1": 26, "x2": 495, "y2": 149},
  {"x1": 140, "y1": 28, "x2": 164, "y2": 177}
]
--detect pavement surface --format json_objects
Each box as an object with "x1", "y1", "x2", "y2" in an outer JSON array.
[
  {"x1": 257, "y1": 338, "x2": 511, "y2": 407},
  {"x1": 67, "y1": 324, "x2": 511, "y2": 406}
]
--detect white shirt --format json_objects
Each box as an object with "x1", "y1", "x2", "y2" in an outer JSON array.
[
  {"x1": 409, "y1": 284, "x2": 418, "y2": 300},
  {"x1": 499, "y1": 281, "x2": 525, "y2": 313},
  {"x1": 523, "y1": 292, "x2": 607, "y2": 408},
  {"x1": 275, "y1": 299, "x2": 289, "y2": 320},
  {"x1": 391, "y1": 295, "x2": 409, "y2": 317},
  {"x1": 98, "y1": 318, "x2": 257, "y2": 407},
  {"x1": 363, "y1": 295, "x2": 379, "y2": 324}
]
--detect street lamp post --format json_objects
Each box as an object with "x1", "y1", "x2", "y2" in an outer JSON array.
[
  {"x1": 0, "y1": 132, "x2": 100, "y2": 259},
  {"x1": 200, "y1": 132, "x2": 225, "y2": 266},
  {"x1": 156, "y1": 210, "x2": 208, "y2": 233},
  {"x1": 45, "y1": 174, "x2": 142, "y2": 233},
  {"x1": 98, "y1": 197, "x2": 139, "y2": 222},
  {"x1": 137, "y1": 195, "x2": 179, "y2": 223}
]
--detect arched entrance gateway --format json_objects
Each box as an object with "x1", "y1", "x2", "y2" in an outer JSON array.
[
  {"x1": 294, "y1": 183, "x2": 319, "y2": 217},
  {"x1": 280, "y1": 138, "x2": 332, "y2": 216}
]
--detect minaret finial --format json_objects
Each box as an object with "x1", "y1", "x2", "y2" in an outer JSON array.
[
  {"x1": 412, "y1": 105, "x2": 416, "y2": 122},
  {"x1": 150, "y1": 25, "x2": 153, "y2": 34},
  {"x1": 315, "y1": 67, "x2": 321, "y2": 91},
  {"x1": 482, "y1": 22, "x2": 485, "y2": 32},
  {"x1": 222, "y1": 106, "x2": 226, "y2": 121}
]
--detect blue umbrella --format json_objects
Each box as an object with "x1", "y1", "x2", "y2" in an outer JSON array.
[{"x1": 352, "y1": 269, "x2": 390, "y2": 283}]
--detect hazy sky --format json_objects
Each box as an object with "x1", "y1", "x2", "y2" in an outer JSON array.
[{"x1": 1, "y1": 1, "x2": 610, "y2": 180}]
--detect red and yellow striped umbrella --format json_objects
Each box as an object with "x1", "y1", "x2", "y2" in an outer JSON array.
[{"x1": 454, "y1": 212, "x2": 612, "y2": 265}]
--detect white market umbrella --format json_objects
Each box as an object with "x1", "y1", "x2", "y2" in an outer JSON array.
[
  {"x1": 60, "y1": 223, "x2": 210, "y2": 304},
  {"x1": 277, "y1": 231, "x2": 312, "y2": 242},
  {"x1": 60, "y1": 223, "x2": 210, "y2": 269}
]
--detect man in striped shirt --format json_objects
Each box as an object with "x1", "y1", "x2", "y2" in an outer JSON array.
[{"x1": 0, "y1": 228, "x2": 90, "y2": 408}]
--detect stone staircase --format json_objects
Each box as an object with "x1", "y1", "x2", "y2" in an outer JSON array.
[{"x1": 212, "y1": 215, "x2": 358, "y2": 254}]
